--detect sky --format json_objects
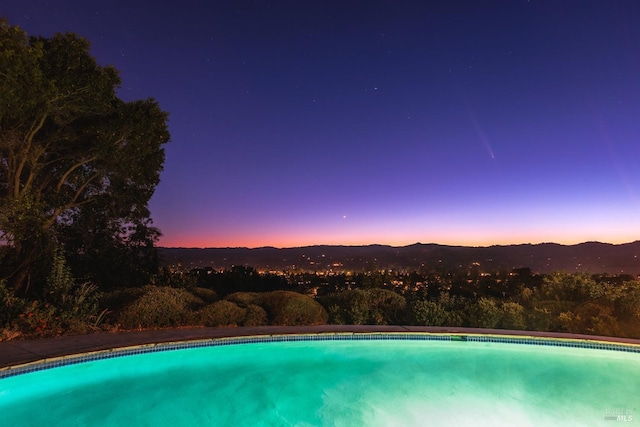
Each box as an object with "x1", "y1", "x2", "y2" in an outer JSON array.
[{"x1": 4, "y1": 1, "x2": 640, "y2": 248}]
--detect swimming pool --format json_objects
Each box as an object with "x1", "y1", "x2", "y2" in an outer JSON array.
[{"x1": 1, "y1": 333, "x2": 639, "y2": 426}]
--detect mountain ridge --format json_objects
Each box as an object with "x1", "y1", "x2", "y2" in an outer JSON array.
[{"x1": 159, "y1": 241, "x2": 640, "y2": 275}]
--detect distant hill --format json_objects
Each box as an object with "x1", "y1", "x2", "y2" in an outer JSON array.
[{"x1": 159, "y1": 242, "x2": 640, "y2": 275}]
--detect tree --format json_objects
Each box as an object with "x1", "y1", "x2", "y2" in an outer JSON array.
[
  {"x1": 0, "y1": 20, "x2": 169, "y2": 292},
  {"x1": 60, "y1": 212, "x2": 162, "y2": 290},
  {"x1": 467, "y1": 297, "x2": 501, "y2": 328},
  {"x1": 412, "y1": 300, "x2": 448, "y2": 326},
  {"x1": 541, "y1": 272, "x2": 605, "y2": 303},
  {"x1": 499, "y1": 302, "x2": 526, "y2": 330}
]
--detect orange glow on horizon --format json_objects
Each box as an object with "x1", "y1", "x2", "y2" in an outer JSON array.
[{"x1": 157, "y1": 230, "x2": 638, "y2": 249}]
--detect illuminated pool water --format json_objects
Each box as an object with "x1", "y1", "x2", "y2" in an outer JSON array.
[{"x1": 1, "y1": 334, "x2": 639, "y2": 426}]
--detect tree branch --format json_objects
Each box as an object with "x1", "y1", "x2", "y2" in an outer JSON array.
[
  {"x1": 42, "y1": 170, "x2": 102, "y2": 230},
  {"x1": 55, "y1": 156, "x2": 97, "y2": 193},
  {"x1": 13, "y1": 113, "x2": 48, "y2": 197}
]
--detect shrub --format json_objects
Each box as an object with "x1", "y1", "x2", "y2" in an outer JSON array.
[
  {"x1": 615, "y1": 287, "x2": 640, "y2": 321},
  {"x1": 320, "y1": 289, "x2": 406, "y2": 325},
  {"x1": 257, "y1": 291, "x2": 328, "y2": 326},
  {"x1": 367, "y1": 288, "x2": 407, "y2": 324},
  {"x1": 542, "y1": 272, "x2": 605, "y2": 303},
  {"x1": 557, "y1": 311, "x2": 579, "y2": 333},
  {"x1": 412, "y1": 300, "x2": 448, "y2": 326},
  {"x1": 410, "y1": 297, "x2": 463, "y2": 327},
  {"x1": 243, "y1": 304, "x2": 268, "y2": 326},
  {"x1": 225, "y1": 291, "x2": 327, "y2": 325},
  {"x1": 189, "y1": 287, "x2": 218, "y2": 304},
  {"x1": 467, "y1": 297, "x2": 501, "y2": 328},
  {"x1": 320, "y1": 290, "x2": 366, "y2": 324},
  {"x1": 16, "y1": 300, "x2": 61, "y2": 337},
  {"x1": 6, "y1": 248, "x2": 106, "y2": 337},
  {"x1": 118, "y1": 286, "x2": 203, "y2": 329},
  {"x1": 348, "y1": 293, "x2": 371, "y2": 325},
  {"x1": 44, "y1": 247, "x2": 101, "y2": 333},
  {"x1": 226, "y1": 292, "x2": 259, "y2": 307},
  {"x1": 499, "y1": 302, "x2": 526, "y2": 330},
  {"x1": 0, "y1": 280, "x2": 26, "y2": 329},
  {"x1": 271, "y1": 293, "x2": 328, "y2": 326},
  {"x1": 526, "y1": 307, "x2": 553, "y2": 331},
  {"x1": 100, "y1": 287, "x2": 146, "y2": 324},
  {"x1": 198, "y1": 300, "x2": 267, "y2": 327},
  {"x1": 199, "y1": 300, "x2": 245, "y2": 327},
  {"x1": 568, "y1": 302, "x2": 621, "y2": 336},
  {"x1": 327, "y1": 304, "x2": 345, "y2": 325}
]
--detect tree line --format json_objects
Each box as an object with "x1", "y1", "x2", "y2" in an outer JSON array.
[{"x1": 179, "y1": 266, "x2": 640, "y2": 338}]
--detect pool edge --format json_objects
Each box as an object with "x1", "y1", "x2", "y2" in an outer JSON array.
[{"x1": 3, "y1": 326, "x2": 640, "y2": 379}]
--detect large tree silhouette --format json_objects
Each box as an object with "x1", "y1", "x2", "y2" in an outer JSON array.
[{"x1": 0, "y1": 20, "x2": 169, "y2": 292}]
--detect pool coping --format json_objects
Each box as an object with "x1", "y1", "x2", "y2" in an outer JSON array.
[{"x1": 3, "y1": 325, "x2": 640, "y2": 373}]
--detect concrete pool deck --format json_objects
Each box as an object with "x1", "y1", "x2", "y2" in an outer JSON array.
[{"x1": 3, "y1": 325, "x2": 640, "y2": 369}]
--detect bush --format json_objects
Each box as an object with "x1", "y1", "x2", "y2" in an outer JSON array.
[
  {"x1": 270, "y1": 291, "x2": 328, "y2": 326},
  {"x1": 614, "y1": 287, "x2": 640, "y2": 321},
  {"x1": 410, "y1": 295, "x2": 463, "y2": 327},
  {"x1": 101, "y1": 287, "x2": 147, "y2": 315},
  {"x1": 0, "y1": 279, "x2": 26, "y2": 329},
  {"x1": 320, "y1": 289, "x2": 406, "y2": 325},
  {"x1": 564, "y1": 302, "x2": 621, "y2": 336},
  {"x1": 260, "y1": 291, "x2": 328, "y2": 326},
  {"x1": 327, "y1": 304, "x2": 345, "y2": 324},
  {"x1": 541, "y1": 272, "x2": 605, "y2": 303},
  {"x1": 499, "y1": 302, "x2": 526, "y2": 330},
  {"x1": 189, "y1": 287, "x2": 218, "y2": 304},
  {"x1": 367, "y1": 288, "x2": 407, "y2": 324},
  {"x1": 118, "y1": 286, "x2": 204, "y2": 329},
  {"x1": 243, "y1": 304, "x2": 268, "y2": 326},
  {"x1": 44, "y1": 247, "x2": 101, "y2": 333},
  {"x1": 15, "y1": 300, "x2": 61, "y2": 337},
  {"x1": 412, "y1": 300, "x2": 448, "y2": 326},
  {"x1": 225, "y1": 291, "x2": 327, "y2": 325},
  {"x1": 5, "y1": 248, "x2": 105, "y2": 337},
  {"x1": 467, "y1": 298, "x2": 501, "y2": 328},
  {"x1": 526, "y1": 307, "x2": 553, "y2": 331},
  {"x1": 226, "y1": 292, "x2": 259, "y2": 307},
  {"x1": 199, "y1": 300, "x2": 245, "y2": 327}
]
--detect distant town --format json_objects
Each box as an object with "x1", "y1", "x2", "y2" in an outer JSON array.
[{"x1": 160, "y1": 241, "x2": 640, "y2": 276}]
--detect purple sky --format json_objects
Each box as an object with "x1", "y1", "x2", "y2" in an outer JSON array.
[{"x1": 5, "y1": 1, "x2": 640, "y2": 248}]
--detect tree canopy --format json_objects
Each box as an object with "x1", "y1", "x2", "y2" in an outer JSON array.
[{"x1": 0, "y1": 20, "x2": 169, "y2": 292}]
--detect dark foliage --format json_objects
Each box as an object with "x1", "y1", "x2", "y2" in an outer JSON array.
[{"x1": 0, "y1": 20, "x2": 168, "y2": 294}]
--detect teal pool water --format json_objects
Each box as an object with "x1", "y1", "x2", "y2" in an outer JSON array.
[{"x1": 1, "y1": 336, "x2": 639, "y2": 426}]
